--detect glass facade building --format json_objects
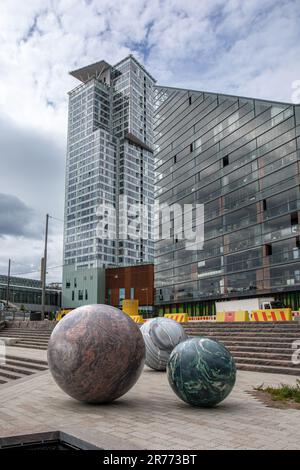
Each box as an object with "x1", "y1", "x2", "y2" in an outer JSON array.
[
  {"x1": 0, "y1": 275, "x2": 61, "y2": 311},
  {"x1": 154, "y1": 86, "x2": 300, "y2": 314},
  {"x1": 62, "y1": 56, "x2": 155, "y2": 308}
]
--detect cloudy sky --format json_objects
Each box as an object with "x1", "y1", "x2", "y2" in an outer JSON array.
[{"x1": 0, "y1": 0, "x2": 300, "y2": 283}]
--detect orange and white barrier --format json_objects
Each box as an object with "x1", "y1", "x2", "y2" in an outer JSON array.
[
  {"x1": 217, "y1": 310, "x2": 249, "y2": 322},
  {"x1": 164, "y1": 313, "x2": 188, "y2": 323},
  {"x1": 251, "y1": 309, "x2": 292, "y2": 322},
  {"x1": 188, "y1": 316, "x2": 216, "y2": 321}
]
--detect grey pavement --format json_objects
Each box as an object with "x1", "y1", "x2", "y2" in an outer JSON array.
[{"x1": 0, "y1": 347, "x2": 299, "y2": 450}]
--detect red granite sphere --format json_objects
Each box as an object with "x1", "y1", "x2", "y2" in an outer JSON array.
[{"x1": 47, "y1": 305, "x2": 145, "y2": 403}]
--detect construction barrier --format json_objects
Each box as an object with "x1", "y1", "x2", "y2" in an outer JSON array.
[
  {"x1": 122, "y1": 299, "x2": 139, "y2": 316},
  {"x1": 130, "y1": 315, "x2": 145, "y2": 324},
  {"x1": 216, "y1": 310, "x2": 250, "y2": 322},
  {"x1": 251, "y1": 308, "x2": 292, "y2": 322},
  {"x1": 164, "y1": 313, "x2": 189, "y2": 323},
  {"x1": 293, "y1": 312, "x2": 300, "y2": 321},
  {"x1": 188, "y1": 316, "x2": 216, "y2": 321},
  {"x1": 56, "y1": 309, "x2": 73, "y2": 321}
]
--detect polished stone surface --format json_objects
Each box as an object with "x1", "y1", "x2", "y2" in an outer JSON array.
[
  {"x1": 167, "y1": 337, "x2": 236, "y2": 407},
  {"x1": 47, "y1": 304, "x2": 145, "y2": 403},
  {"x1": 140, "y1": 317, "x2": 187, "y2": 370}
]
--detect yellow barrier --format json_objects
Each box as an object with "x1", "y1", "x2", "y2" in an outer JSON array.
[
  {"x1": 122, "y1": 299, "x2": 139, "y2": 316},
  {"x1": 251, "y1": 308, "x2": 292, "y2": 321},
  {"x1": 216, "y1": 310, "x2": 250, "y2": 322},
  {"x1": 188, "y1": 316, "x2": 216, "y2": 321},
  {"x1": 164, "y1": 313, "x2": 188, "y2": 323},
  {"x1": 130, "y1": 315, "x2": 145, "y2": 324},
  {"x1": 56, "y1": 309, "x2": 73, "y2": 321}
]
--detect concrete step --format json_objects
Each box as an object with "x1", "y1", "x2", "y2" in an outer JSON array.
[
  {"x1": 0, "y1": 336, "x2": 50, "y2": 344},
  {"x1": 227, "y1": 346, "x2": 294, "y2": 354},
  {"x1": 14, "y1": 342, "x2": 49, "y2": 350},
  {"x1": 184, "y1": 325, "x2": 300, "y2": 331},
  {"x1": 0, "y1": 355, "x2": 48, "y2": 387},
  {"x1": 191, "y1": 331, "x2": 300, "y2": 335},
  {"x1": 0, "y1": 331, "x2": 52, "y2": 338},
  {"x1": 5, "y1": 359, "x2": 47, "y2": 372},
  {"x1": 234, "y1": 362, "x2": 300, "y2": 376},
  {"x1": 1, "y1": 326, "x2": 52, "y2": 331},
  {"x1": 184, "y1": 323, "x2": 300, "y2": 329},
  {"x1": 0, "y1": 364, "x2": 35, "y2": 376},
  {"x1": 11, "y1": 343, "x2": 48, "y2": 351},
  {"x1": 184, "y1": 326, "x2": 300, "y2": 332},
  {"x1": 0, "y1": 329, "x2": 51, "y2": 334},
  {"x1": 210, "y1": 340, "x2": 296, "y2": 349},
  {"x1": 0, "y1": 328, "x2": 51, "y2": 338},
  {"x1": 11, "y1": 336, "x2": 49, "y2": 342},
  {"x1": 230, "y1": 351, "x2": 293, "y2": 360},
  {"x1": 183, "y1": 322, "x2": 300, "y2": 375},
  {"x1": 5, "y1": 355, "x2": 48, "y2": 366},
  {"x1": 188, "y1": 334, "x2": 299, "y2": 344},
  {"x1": 14, "y1": 338, "x2": 49, "y2": 345},
  {"x1": 233, "y1": 356, "x2": 300, "y2": 368},
  {"x1": 185, "y1": 330, "x2": 300, "y2": 339},
  {"x1": 0, "y1": 369, "x2": 23, "y2": 381},
  {"x1": 185, "y1": 331, "x2": 300, "y2": 338}
]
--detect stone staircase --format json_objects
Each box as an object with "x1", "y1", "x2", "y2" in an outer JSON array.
[
  {"x1": 0, "y1": 354, "x2": 48, "y2": 386},
  {"x1": 0, "y1": 323, "x2": 54, "y2": 350},
  {"x1": 183, "y1": 321, "x2": 300, "y2": 376}
]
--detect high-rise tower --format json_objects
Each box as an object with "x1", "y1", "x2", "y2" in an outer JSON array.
[{"x1": 62, "y1": 55, "x2": 155, "y2": 308}]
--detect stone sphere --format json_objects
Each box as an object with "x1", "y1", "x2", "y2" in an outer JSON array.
[
  {"x1": 47, "y1": 304, "x2": 145, "y2": 403},
  {"x1": 167, "y1": 337, "x2": 236, "y2": 407},
  {"x1": 140, "y1": 317, "x2": 188, "y2": 371}
]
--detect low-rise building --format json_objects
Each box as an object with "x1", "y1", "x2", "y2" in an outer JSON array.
[
  {"x1": 0, "y1": 275, "x2": 61, "y2": 313},
  {"x1": 105, "y1": 263, "x2": 154, "y2": 314}
]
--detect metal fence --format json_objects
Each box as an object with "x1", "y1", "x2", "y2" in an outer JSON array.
[{"x1": 1, "y1": 310, "x2": 30, "y2": 321}]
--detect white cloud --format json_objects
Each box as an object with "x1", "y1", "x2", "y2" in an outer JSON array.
[
  {"x1": 0, "y1": 0, "x2": 299, "y2": 282},
  {"x1": 0, "y1": 230, "x2": 63, "y2": 283}
]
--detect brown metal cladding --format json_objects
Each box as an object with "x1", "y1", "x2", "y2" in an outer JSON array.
[{"x1": 105, "y1": 264, "x2": 154, "y2": 307}]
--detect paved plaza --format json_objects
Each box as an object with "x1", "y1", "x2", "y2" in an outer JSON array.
[{"x1": 0, "y1": 346, "x2": 299, "y2": 450}]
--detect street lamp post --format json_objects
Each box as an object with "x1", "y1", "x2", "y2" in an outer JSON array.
[
  {"x1": 41, "y1": 214, "x2": 49, "y2": 320},
  {"x1": 6, "y1": 259, "x2": 11, "y2": 309}
]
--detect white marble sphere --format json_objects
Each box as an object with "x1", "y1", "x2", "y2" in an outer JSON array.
[{"x1": 140, "y1": 317, "x2": 188, "y2": 371}]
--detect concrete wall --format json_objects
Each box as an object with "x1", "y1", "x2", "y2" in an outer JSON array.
[{"x1": 5, "y1": 320, "x2": 56, "y2": 330}]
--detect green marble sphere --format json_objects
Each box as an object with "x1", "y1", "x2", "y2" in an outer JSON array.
[{"x1": 167, "y1": 337, "x2": 236, "y2": 407}]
